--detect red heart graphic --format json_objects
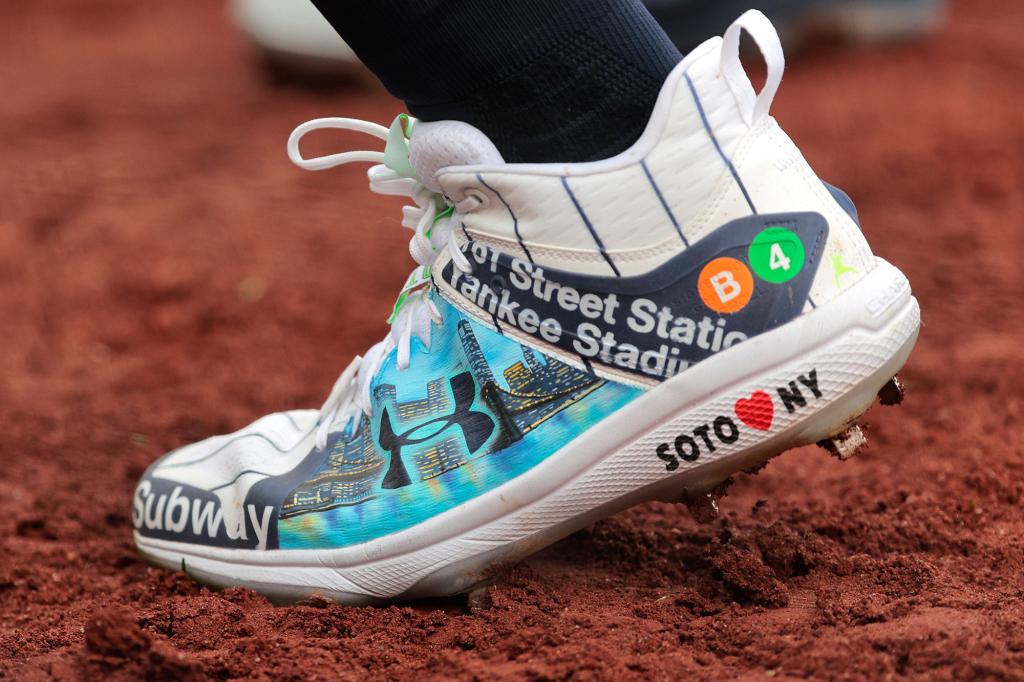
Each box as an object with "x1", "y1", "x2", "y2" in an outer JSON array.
[{"x1": 734, "y1": 391, "x2": 774, "y2": 431}]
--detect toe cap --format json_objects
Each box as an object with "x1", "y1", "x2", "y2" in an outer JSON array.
[{"x1": 132, "y1": 410, "x2": 320, "y2": 550}]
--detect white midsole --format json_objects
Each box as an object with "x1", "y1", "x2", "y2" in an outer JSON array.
[{"x1": 136, "y1": 258, "x2": 919, "y2": 602}]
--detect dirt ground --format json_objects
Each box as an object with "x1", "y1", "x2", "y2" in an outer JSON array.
[{"x1": 1, "y1": 0, "x2": 1023, "y2": 679}]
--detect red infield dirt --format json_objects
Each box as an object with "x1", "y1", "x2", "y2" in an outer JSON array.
[{"x1": 2, "y1": 0, "x2": 1023, "y2": 679}]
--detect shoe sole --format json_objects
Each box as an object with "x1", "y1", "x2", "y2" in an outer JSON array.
[{"x1": 135, "y1": 258, "x2": 920, "y2": 604}]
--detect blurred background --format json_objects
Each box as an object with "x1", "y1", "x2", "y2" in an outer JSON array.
[{"x1": 3, "y1": 0, "x2": 1024, "y2": 679}]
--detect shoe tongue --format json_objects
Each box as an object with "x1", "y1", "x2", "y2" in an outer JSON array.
[{"x1": 408, "y1": 120, "x2": 505, "y2": 193}]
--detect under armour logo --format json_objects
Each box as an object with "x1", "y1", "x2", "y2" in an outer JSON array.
[{"x1": 377, "y1": 372, "x2": 494, "y2": 489}]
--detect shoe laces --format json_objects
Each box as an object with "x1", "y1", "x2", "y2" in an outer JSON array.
[{"x1": 287, "y1": 115, "x2": 476, "y2": 450}]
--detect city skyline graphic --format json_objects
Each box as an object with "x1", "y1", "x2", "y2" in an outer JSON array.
[{"x1": 280, "y1": 319, "x2": 603, "y2": 518}]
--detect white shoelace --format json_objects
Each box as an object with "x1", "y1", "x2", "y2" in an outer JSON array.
[{"x1": 287, "y1": 116, "x2": 476, "y2": 450}]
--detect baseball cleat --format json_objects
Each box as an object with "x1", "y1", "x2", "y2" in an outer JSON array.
[
  {"x1": 133, "y1": 12, "x2": 920, "y2": 604},
  {"x1": 799, "y1": 0, "x2": 947, "y2": 44},
  {"x1": 230, "y1": 0, "x2": 363, "y2": 78}
]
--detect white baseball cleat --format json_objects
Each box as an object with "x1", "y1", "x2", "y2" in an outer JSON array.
[
  {"x1": 134, "y1": 12, "x2": 919, "y2": 604},
  {"x1": 230, "y1": 0, "x2": 361, "y2": 75}
]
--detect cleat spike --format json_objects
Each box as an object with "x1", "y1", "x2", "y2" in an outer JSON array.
[
  {"x1": 817, "y1": 424, "x2": 867, "y2": 461},
  {"x1": 685, "y1": 493, "x2": 720, "y2": 524},
  {"x1": 878, "y1": 375, "x2": 905, "y2": 406}
]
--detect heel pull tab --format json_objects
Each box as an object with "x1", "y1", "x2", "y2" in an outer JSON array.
[{"x1": 721, "y1": 10, "x2": 785, "y2": 127}]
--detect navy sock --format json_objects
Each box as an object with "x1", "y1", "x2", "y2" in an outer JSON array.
[{"x1": 310, "y1": 0, "x2": 682, "y2": 163}]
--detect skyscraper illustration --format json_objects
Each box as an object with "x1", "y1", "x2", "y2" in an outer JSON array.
[{"x1": 280, "y1": 319, "x2": 604, "y2": 517}]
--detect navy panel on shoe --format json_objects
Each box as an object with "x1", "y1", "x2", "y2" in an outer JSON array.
[
  {"x1": 823, "y1": 181, "x2": 860, "y2": 229},
  {"x1": 134, "y1": 436, "x2": 334, "y2": 551},
  {"x1": 132, "y1": 474, "x2": 272, "y2": 550},
  {"x1": 440, "y1": 212, "x2": 828, "y2": 382}
]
